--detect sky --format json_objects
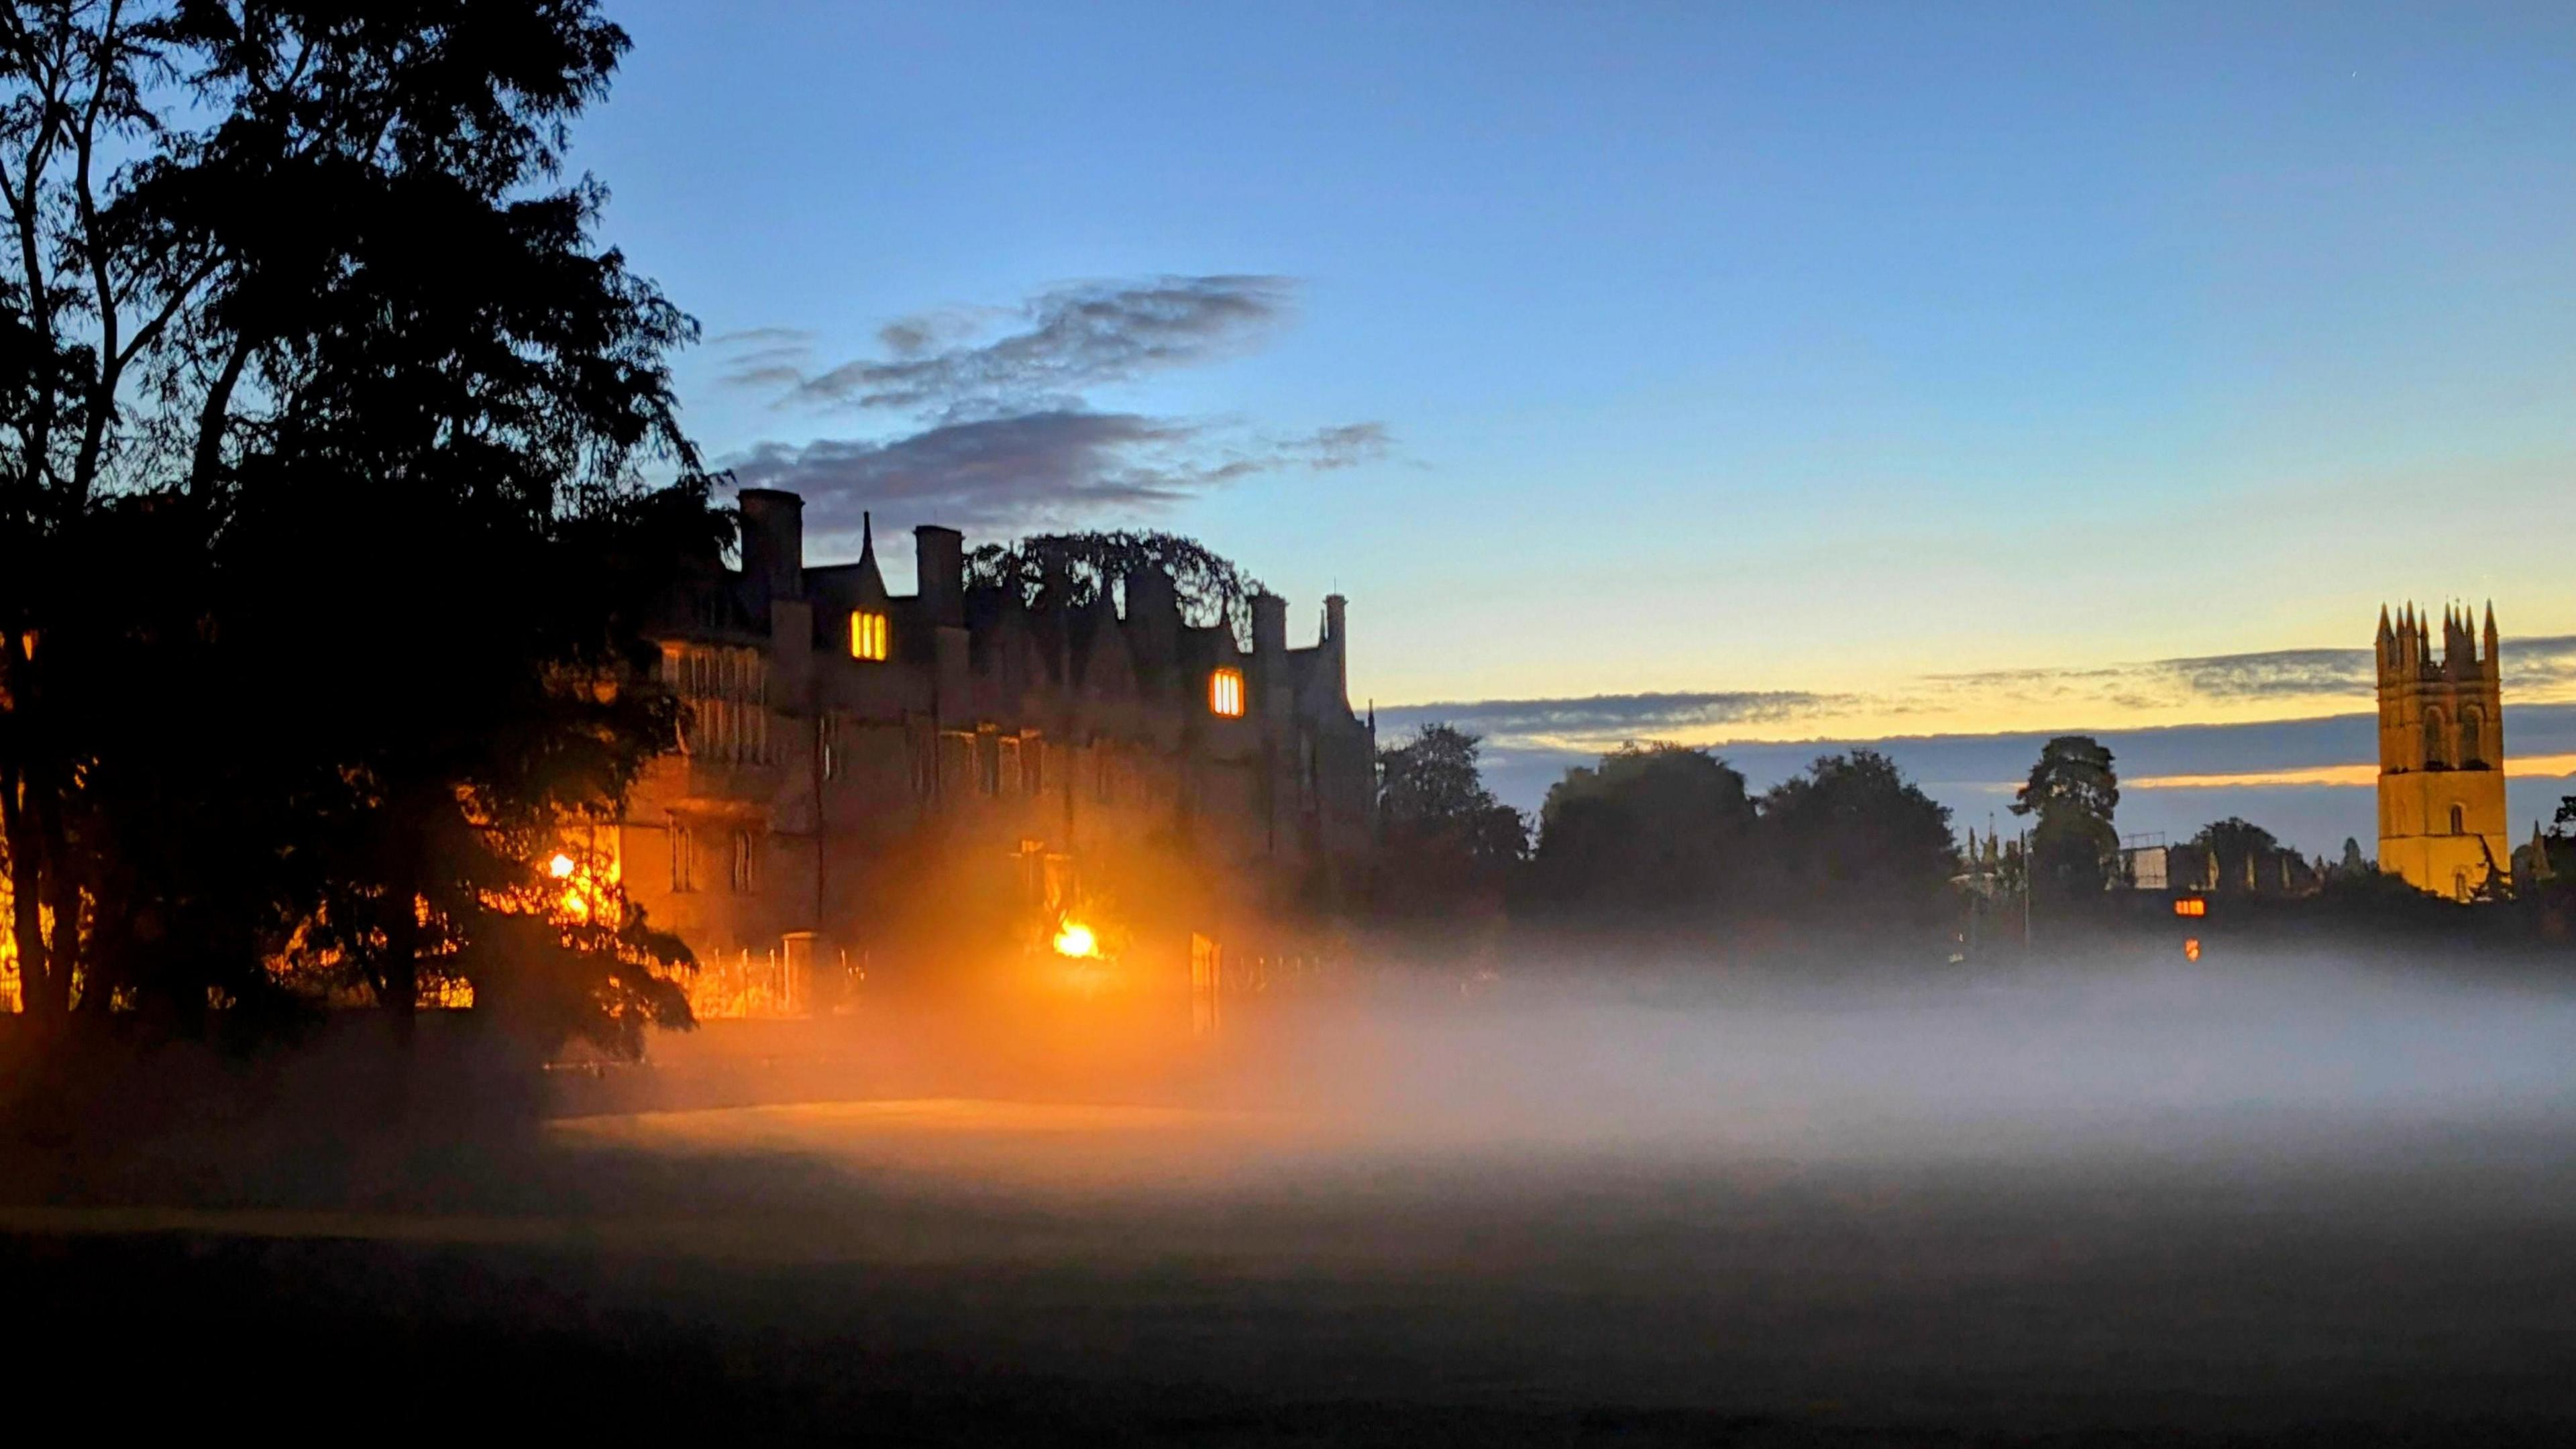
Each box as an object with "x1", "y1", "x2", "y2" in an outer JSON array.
[{"x1": 576, "y1": 1, "x2": 2576, "y2": 848}]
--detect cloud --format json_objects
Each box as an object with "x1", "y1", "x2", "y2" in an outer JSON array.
[
  {"x1": 713, "y1": 277, "x2": 1386, "y2": 535},
  {"x1": 725, "y1": 275, "x2": 1295, "y2": 420},
  {"x1": 731, "y1": 411, "x2": 1393, "y2": 533},
  {"x1": 1379, "y1": 690, "x2": 1851, "y2": 750}
]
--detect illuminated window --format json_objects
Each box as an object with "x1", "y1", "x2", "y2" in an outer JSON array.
[
  {"x1": 1209, "y1": 667, "x2": 1246, "y2": 718},
  {"x1": 849, "y1": 610, "x2": 889, "y2": 661},
  {"x1": 731, "y1": 830, "x2": 756, "y2": 893}
]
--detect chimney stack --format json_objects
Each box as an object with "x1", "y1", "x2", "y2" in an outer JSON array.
[
  {"x1": 914, "y1": 525, "x2": 965, "y2": 627},
  {"x1": 1322, "y1": 594, "x2": 1348, "y2": 704},
  {"x1": 737, "y1": 489, "x2": 804, "y2": 607},
  {"x1": 1251, "y1": 592, "x2": 1287, "y2": 657}
]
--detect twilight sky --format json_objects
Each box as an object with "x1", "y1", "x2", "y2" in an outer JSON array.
[{"x1": 579, "y1": 1, "x2": 2576, "y2": 847}]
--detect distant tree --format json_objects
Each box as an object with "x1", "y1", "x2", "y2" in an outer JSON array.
[
  {"x1": 1756, "y1": 750, "x2": 1957, "y2": 934},
  {"x1": 2011, "y1": 736, "x2": 2120, "y2": 903},
  {"x1": 2339, "y1": 837, "x2": 2371, "y2": 878},
  {"x1": 2192, "y1": 818, "x2": 2281, "y2": 893},
  {"x1": 1379, "y1": 724, "x2": 1495, "y2": 828},
  {"x1": 1530, "y1": 743, "x2": 1754, "y2": 919},
  {"x1": 1369, "y1": 724, "x2": 1524, "y2": 920}
]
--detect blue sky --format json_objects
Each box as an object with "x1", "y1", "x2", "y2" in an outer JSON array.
[{"x1": 577, "y1": 1, "x2": 2576, "y2": 846}]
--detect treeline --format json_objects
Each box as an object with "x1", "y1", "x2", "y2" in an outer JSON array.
[
  {"x1": 0, "y1": 3, "x2": 718, "y2": 1052},
  {"x1": 1371, "y1": 729, "x2": 1956, "y2": 947},
  {"x1": 1366, "y1": 724, "x2": 2576, "y2": 957}
]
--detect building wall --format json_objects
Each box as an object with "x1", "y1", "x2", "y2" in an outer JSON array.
[{"x1": 617, "y1": 490, "x2": 1376, "y2": 996}]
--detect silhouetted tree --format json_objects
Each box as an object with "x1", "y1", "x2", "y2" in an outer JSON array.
[
  {"x1": 2337, "y1": 837, "x2": 2371, "y2": 879},
  {"x1": 1530, "y1": 743, "x2": 1754, "y2": 920},
  {"x1": 1, "y1": 1, "x2": 713, "y2": 1052},
  {"x1": 2190, "y1": 818, "x2": 2282, "y2": 894},
  {"x1": 967, "y1": 532, "x2": 1265, "y2": 645},
  {"x1": 2011, "y1": 735, "x2": 2119, "y2": 904},
  {"x1": 1369, "y1": 724, "x2": 1525, "y2": 921},
  {"x1": 1756, "y1": 750, "x2": 1957, "y2": 936}
]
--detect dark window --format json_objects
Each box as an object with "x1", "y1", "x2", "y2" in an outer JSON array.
[
  {"x1": 2449, "y1": 804, "x2": 2466, "y2": 835},
  {"x1": 731, "y1": 830, "x2": 756, "y2": 893},
  {"x1": 669, "y1": 820, "x2": 696, "y2": 893}
]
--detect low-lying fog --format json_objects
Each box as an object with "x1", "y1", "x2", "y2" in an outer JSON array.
[{"x1": 21, "y1": 949, "x2": 2576, "y2": 1440}]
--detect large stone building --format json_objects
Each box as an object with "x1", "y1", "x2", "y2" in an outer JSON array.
[
  {"x1": 2375, "y1": 601, "x2": 2507, "y2": 901},
  {"x1": 608, "y1": 488, "x2": 1377, "y2": 1006}
]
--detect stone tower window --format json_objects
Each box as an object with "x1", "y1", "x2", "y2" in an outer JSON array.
[
  {"x1": 1210, "y1": 667, "x2": 1246, "y2": 718},
  {"x1": 2460, "y1": 708, "x2": 2485, "y2": 767},
  {"x1": 2422, "y1": 706, "x2": 2449, "y2": 769},
  {"x1": 850, "y1": 610, "x2": 890, "y2": 661},
  {"x1": 2449, "y1": 804, "x2": 2466, "y2": 836}
]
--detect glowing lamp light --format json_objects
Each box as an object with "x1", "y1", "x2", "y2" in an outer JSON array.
[
  {"x1": 1053, "y1": 920, "x2": 1099, "y2": 959},
  {"x1": 548, "y1": 853, "x2": 578, "y2": 879},
  {"x1": 2184, "y1": 936, "x2": 2203, "y2": 961},
  {"x1": 2173, "y1": 897, "x2": 2206, "y2": 918}
]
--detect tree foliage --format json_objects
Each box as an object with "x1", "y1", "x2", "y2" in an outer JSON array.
[
  {"x1": 1370, "y1": 723, "x2": 1525, "y2": 920},
  {"x1": 0, "y1": 1, "x2": 716, "y2": 1051},
  {"x1": 967, "y1": 531, "x2": 1266, "y2": 646},
  {"x1": 1530, "y1": 743, "x2": 1754, "y2": 918},
  {"x1": 2011, "y1": 735, "x2": 2119, "y2": 902},
  {"x1": 1756, "y1": 749, "x2": 1957, "y2": 932}
]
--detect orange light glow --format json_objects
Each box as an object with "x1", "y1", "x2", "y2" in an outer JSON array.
[
  {"x1": 1209, "y1": 666, "x2": 1244, "y2": 718},
  {"x1": 2184, "y1": 936, "x2": 2202, "y2": 961},
  {"x1": 548, "y1": 853, "x2": 577, "y2": 879},
  {"x1": 849, "y1": 610, "x2": 889, "y2": 661},
  {"x1": 1053, "y1": 920, "x2": 1099, "y2": 959},
  {"x1": 2173, "y1": 897, "x2": 2206, "y2": 918}
]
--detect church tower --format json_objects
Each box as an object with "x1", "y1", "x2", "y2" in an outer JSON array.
[{"x1": 2375, "y1": 602, "x2": 2507, "y2": 900}]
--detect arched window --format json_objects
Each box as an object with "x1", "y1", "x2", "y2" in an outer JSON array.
[
  {"x1": 2423, "y1": 707, "x2": 2449, "y2": 768},
  {"x1": 2449, "y1": 804, "x2": 2466, "y2": 835},
  {"x1": 1208, "y1": 667, "x2": 1246, "y2": 718},
  {"x1": 849, "y1": 610, "x2": 889, "y2": 661},
  {"x1": 2459, "y1": 708, "x2": 2485, "y2": 767}
]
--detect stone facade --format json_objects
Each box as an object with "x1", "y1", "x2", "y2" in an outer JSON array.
[
  {"x1": 2375, "y1": 602, "x2": 2508, "y2": 901},
  {"x1": 613, "y1": 488, "x2": 1376, "y2": 1002}
]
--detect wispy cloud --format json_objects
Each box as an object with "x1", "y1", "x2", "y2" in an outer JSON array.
[
  {"x1": 712, "y1": 276, "x2": 1385, "y2": 536},
  {"x1": 730, "y1": 412, "x2": 1391, "y2": 532},
  {"x1": 774, "y1": 275, "x2": 1294, "y2": 419},
  {"x1": 1379, "y1": 690, "x2": 1854, "y2": 751},
  {"x1": 1386, "y1": 638, "x2": 2576, "y2": 761}
]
